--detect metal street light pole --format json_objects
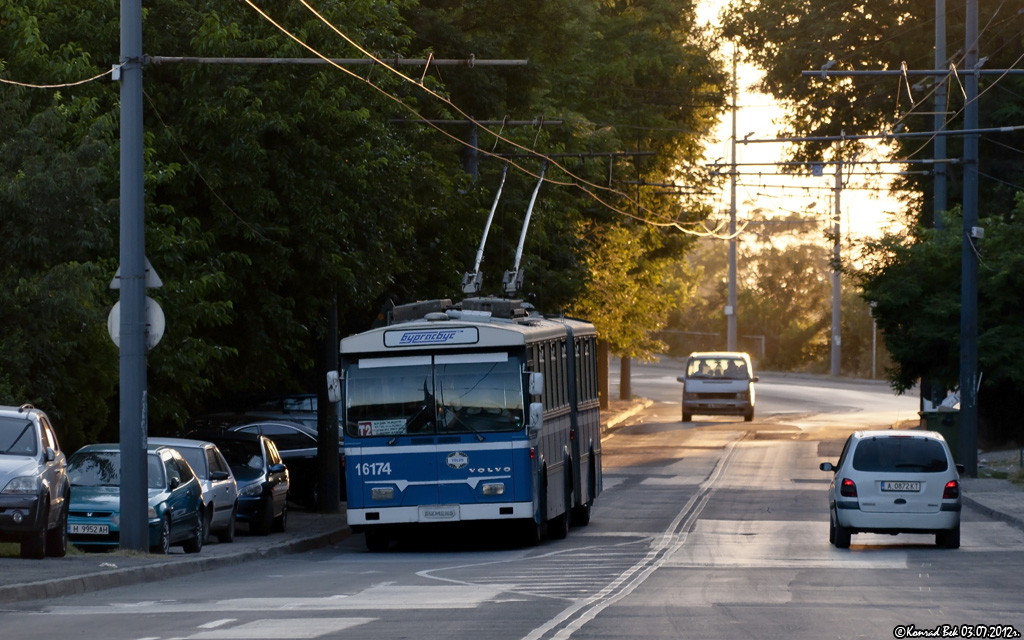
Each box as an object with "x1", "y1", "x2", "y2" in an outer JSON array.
[{"x1": 118, "y1": 0, "x2": 148, "y2": 552}]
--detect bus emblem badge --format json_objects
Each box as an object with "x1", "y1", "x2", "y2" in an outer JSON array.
[{"x1": 446, "y1": 452, "x2": 469, "y2": 469}]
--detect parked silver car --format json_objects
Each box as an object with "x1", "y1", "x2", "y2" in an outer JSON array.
[
  {"x1": 150, "y1": 437, "x2": 239, "y2": 543},
  {"x1": 0, "y1": 404, "x2": 70, "y2": 558}
]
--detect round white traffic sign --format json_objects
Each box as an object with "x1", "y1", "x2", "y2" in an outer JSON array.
[{"x1": 107, "y1": 297, "x2": 166, "y2": 350}]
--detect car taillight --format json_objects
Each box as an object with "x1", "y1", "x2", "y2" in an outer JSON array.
[
  {"x1": 943, "y1": 479, "x2": 960, "y2": 499},
  {"x1": 840, "y1": 478, "x2": 857, "y2": 497}
]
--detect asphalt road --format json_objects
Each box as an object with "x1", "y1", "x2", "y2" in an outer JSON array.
[{"x1": 2, "y1": 386, "x2": 1023, "y2": 640}]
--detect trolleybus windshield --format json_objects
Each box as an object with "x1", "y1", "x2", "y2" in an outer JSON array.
[{"x1": 345, "y1": 355, "x2": 525, "y2": 438}]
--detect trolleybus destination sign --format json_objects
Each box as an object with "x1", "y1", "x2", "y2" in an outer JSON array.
[{"x1": 384, "y1": 327, "x2": 478, "y2": 347}]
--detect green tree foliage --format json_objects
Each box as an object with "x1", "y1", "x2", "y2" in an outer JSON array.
[
  {"x1": 722, "y1": 0, "x2": 1024, "y2": 224},
  {"x1": 569, "y1": 224, "x2": 695, "y2": 358},
  {"x1": 1, "y1": 0, "x2": 727, "y2": 444},
  {"x1": 858, "y1": 202, "x2": 1024, "y2": 442},
  {"x1": 666, "y1": 210, "x2": 889, "y2": 375},
  {"x1": 723, "y1": 0, "x2": 1024, "y2": 438},
  {"x1": 0, "y1": 1, "x2": 120, "y2": 450},
  {"x1": 403, "y1": 0, "x2": 728, "y2": 361}
]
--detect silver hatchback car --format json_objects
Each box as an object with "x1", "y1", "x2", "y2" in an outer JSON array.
[
  {"x1": 0, "y1": 404, "x2": 70, "y2": 558},
  {"x1": 150, "y1": 438, "x2": 239, "y2": 543},
  {"x1": 820, "y1": 430, "x2": 963, "y2": 549}
]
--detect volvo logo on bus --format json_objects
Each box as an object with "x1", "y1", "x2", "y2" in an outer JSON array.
[
  {"x1": 446, "y1": 452, "x2": 469, "y2": 469},
  {"x1": 384, "y1": 327, "x2": 479, "y2": 347}
]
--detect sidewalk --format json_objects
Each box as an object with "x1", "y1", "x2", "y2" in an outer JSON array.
[{"x1": 0, "y1": 399, "x2": 1019, "y2": 604}]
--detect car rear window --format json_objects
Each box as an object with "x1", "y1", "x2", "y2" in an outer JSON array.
[{"x1": 852, "y1": 437, "x2": 949, "y2": 473}]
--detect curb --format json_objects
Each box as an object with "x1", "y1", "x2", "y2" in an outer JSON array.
[
  {"x1": 0, "y1": 526, "x2": 352, "y2": 604},
  {"x1": 962, "y1": 494, "x2": 1024, "y2": 532},
  {"x1": 602, "y1": 399, "x2": 654, "y2": 431}
]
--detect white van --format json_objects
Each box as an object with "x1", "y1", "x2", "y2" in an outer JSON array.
[{"x1": 676, "y1": 352, "x2": 758, "y2": 422}]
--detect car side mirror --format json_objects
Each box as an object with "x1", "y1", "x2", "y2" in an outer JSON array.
[
  {"x1": 169, "y1": 477, "x2": 181, "y2": 490},
  {"x1": 269, "y1": 463, "x2": 287, "y2": 474},
  {"x1": 751, "y1": 376, "x2": 759, "y2": 383},
  {"x1": 819, "y1": 462, "x2": 835, "y2": 472},
  {"x1": 955, "y1": 463, "x2": 966, "y2": 475},
  {"x1": 44, "y1": 447, "x2": 56, "y2": 462},
  {"x1": 676, "y1": 376, "x2": 686, "y2": 384},
  {"x1": 210, "y1": 471, "x2": 230, "y2": 481}
]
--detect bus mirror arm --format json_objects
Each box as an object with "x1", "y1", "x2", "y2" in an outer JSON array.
[{"x1": 528, "y1": 402, "x2": 544, "y2": 432}]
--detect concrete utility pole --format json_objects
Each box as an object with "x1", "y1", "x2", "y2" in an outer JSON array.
[
  {"x1": 727, "y1": 47, "x2": 739, "y2": 352},
  {"x1": 118, "y1": 0, "x2": 149, "y2": 552},
  {"x1": 959, "y1": 0, "x2": 980, "y2": 477},
  {"x1": 934, "y1": 0, "x2": 948, "y2": 227},
  {"x1": 831, "y1": 142, "x2": 842, "y2": 377}
]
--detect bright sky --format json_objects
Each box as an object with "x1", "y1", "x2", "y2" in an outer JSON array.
[{"x1": 697, "y1": 1, "x2": 907, "y2": 242}]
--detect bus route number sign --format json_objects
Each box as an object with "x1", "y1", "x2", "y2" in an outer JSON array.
[{"x1": 358, "y1": 419, "x2": 406, "y2": 436}]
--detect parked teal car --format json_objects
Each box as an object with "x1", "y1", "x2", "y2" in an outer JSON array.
[{"x1": 66, "y1": 443, "x2": 205, "y2": 554}]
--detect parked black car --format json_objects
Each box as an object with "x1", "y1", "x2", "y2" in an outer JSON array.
[
  {"x1": 188, "y1": 431, "x2": 289, "y2": 536},
  {"x1": 228, "y1": 421, "x2": 344, "y2": 507}
]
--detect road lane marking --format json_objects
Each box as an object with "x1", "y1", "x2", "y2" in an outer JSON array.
[{"x1": 522, "y1": 432, "x2": 747, "y2": 640}]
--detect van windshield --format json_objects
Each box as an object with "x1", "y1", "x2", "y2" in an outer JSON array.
[{"x1": 686, "y1": 357, "x2": 749, "y2": 380}]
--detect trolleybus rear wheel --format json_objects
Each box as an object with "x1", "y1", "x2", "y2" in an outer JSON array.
[{"x1": 365, "y1": 527, "x2": 390, "y2": 552}]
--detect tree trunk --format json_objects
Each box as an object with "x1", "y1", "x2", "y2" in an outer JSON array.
[
  {"x1": 619, "y1": 356, "x2": 631, "y2": 401},
  {"x1": 598, "y1": 340, "x2": 610, "y2": 410}
]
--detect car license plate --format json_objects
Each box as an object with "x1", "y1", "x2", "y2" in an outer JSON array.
[
  {"x1": 419, "y1": 505, "x2": 460, "y2": 522},
  {"x1": 881, "y1": 481, "x2": 921, "y2": 492},
  {"x1": 69, "y1": 524, "x2": 109, "y2": 535}
]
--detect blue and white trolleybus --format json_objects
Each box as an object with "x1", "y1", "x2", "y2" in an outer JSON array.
[{"x1": 340, "y1": 297, "x2": 601, "y2": 550}]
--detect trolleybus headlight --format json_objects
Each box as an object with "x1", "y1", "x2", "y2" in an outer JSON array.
[
  {"x1": 481, "y1": 483, "x2": 505, "y2": 496},
  {"x1": 371, "y1": 487, "x2": 395, "y2": 501}
]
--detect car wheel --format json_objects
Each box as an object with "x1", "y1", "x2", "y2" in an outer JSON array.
[
  {"x1": 21, "y1": 502, "x2": 47, "y2": 560},
  {"x1": 834, "y1": 522, "x2": 852, "y2": 549},
  {"x1": 937, "y1": 523, "x2": 961, "y2": 549},
  {"x1": 744, "y1": 409, "x2": 754, "y2": 422},
  {"x1": 202, "y1": 506, "x2": 213, "y2": 545},
  {"x1": 182, "y1": 512, "x2": 205, "y2": 554},
  {"x1": 365, "y1": 527, "x2": 390, "y2": 552},
  {"x1": 251, "y1": 495, "x2": 274, "y2": 536},
  {"x1": 217, "y1": 504, "x2": 237, "y2": 544},
  {"x1": 682, "y1": 411, "x2": 692, "y2": 422},
  {"x1": 828, "y1": 513, "x2": 836, "y2": 545},
  {"x1": 45, "y1": 499, "x2": 68, "y2": 558},
  {"x1": 151, "y1": 516, "x2": 171, "y2": 554},
  {"x1": 272, "y1": 500, "x2": 288, "y2": 533}
]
